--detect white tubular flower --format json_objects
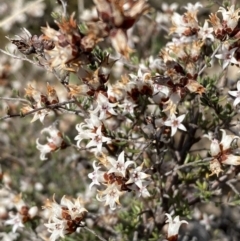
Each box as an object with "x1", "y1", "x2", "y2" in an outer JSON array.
[
  {"x1": 210, "y1": 139, "x2": 221, "y2": 156},
  {"x1": 88, "y1": 161, "x2": 105, "y2": 189},
  {"x1": 43, "y1": 196, "x2": 63, "y2": 219},
  {"x1": 207, "y1": 129, "x2": 240, "y2": 176},
  {"x1": 36, "y1": 122, "x2": 64, "y2": 160},
  {"x1": 152, "y1": 84, "x2": 171, "y2": 104},
  {"x1": 165, "y1": 213, "x2": 188, "y2": 240},
  {"x1": 170, "y1": 4, "x2": 199, "y2": 36},
  {"x1": 85, "y1": 126, "x2": 112, "y2": 152},
  {"x1": 219, "y1": 129, "x2": 239, "y2": 151},
  {"x1": 198, "y1": 20, "x2": 214, "y2": 42},
  {"x1": 36, "y1": 139, "x2": 52, "y2": 160},
  {"x1": 135, "y1": 68, "x2": 153, "y2": 93},
  {"x1": 96, "y1": 182, "x2": 125, "y2": 210},
  {"x1": 31, "y1": 108, "x2": 50, "y2": 123},
  {"x1": 118, "y1": 99, "x2": 137, "y2": 116},
  {"x1": 75, "y1": 123, "x2": 93, "y2": 147},
  {"x1": 108, "y1": 151, "x2": 134, "y2": 177},
  {"x1": 163, "y1": 92, "x2": 181, "y2": 114},
  {"x1": 164, "y1": 114, "x2": 187, "y2": 136},
  {"x1": 44, "y1": 217, "x2": 67, "y2": 241},
  {"x1": 126, "y1": 163, "x2": 150, "y2": 188},
  {"x1": 84, "y1": 114, "x2": 102, "y2": 129},
  {"x1": 60, "y1": 196, "x2": 87, "y2": 220},
  {"x1": 43, "y1": 195, "x2": 87, "y2": 240},
  {"x1": 135, "y1": 181, "x2": 151, "y2": 198},
  {"x1": 41, "y1": 123, "x2": 63, "y2": 147},
  {"x1": 228, "y1": 80, "x2": 240, "y2": 107},
  {"x1": 222, "y1": 154, "x2": 240, "y2": 166},
  {"x1": 107, "y1": 82, "x2": 126, "y2": 102},
  {"x1": 91, "y1": 93, "x2": 117, "y2": 120},
  {"x1": 5, "y1": 213, "x2": 24, "y2": 233},
  {"x1": 75, "y1": 114, "x2": 102, "y2": 147},
  {"x1": 110, "y1": 28, "x2": 133, "y2": 59},
  {"x1": 209, "y1": 129, "x2": 240, "y2": 155},
  {"x1": 218, "y1": 5, "x2": 240, "y2": 30},
  {"x1": 215, "y1": 47, "x2": 239, "y2": 70}
]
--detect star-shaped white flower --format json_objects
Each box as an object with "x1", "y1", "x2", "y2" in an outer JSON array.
[
  {"x1": 5, "y1": 213, "x2": 24, "y2": 233},
  {"x1": 228, "y1": 80, "x2": 240, "y2": 107},
  {"x1": 215, "y1": 47, "x2": 239, "y2": 70},
  {"x1": 91, "y1": 93, "x2": 117, "y2": 120},
  {"x1": 44, "y1": 217, "x2": 67, "y2": 241},
  {"x1": 96, "y1": 182, "x2": 124, "y2": 210},
  {"x1": 108, "y1": 151, "x2": 134, "y2": 177},
  {"x1": 218, "y1": 5, "x2": 240, "y2": 30},
  {"x1": 164, "y1": 114, "x2": 187, "y2": 136},
  {"x1": 60, "y1": 196, "x2": 87, "y2": 220},
  {"x1": 85, "y1": 126, "x2": 112, "y2": 152},
  {"x1": 88, "y1": 161, "x2": 105, "y2": 189},
  {"x1": 126, "y1": 163, "x2": 150, "y2": 188},
  {"x1": 198, "y1": 20, "x2": 214, "y2": 42}
]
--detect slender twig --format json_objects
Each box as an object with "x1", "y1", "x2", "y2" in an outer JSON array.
[
  {"x1": 0, "y1": 48, "x2": 72, "y2": 86},
  {"x1": 58, "y1": 106, "x2": 85, "y2": 116},
  {"x1": 83, "y1": 226, "x2": 108, "y2": 241},
  {"x1": 0, "y1": 97, "x2": 30, "y2": 104},
  {"x1": 226, "y1": 179, "x2": 240, "y2": 196},
  {"x1": 133, "y1": 142, "x2": 152, "y2": 162},
  {"x1": 198, "y1": 43, "x2": 222, "y2": 76},
  {"x1": 0, "y1": 48, "x2": 42, "y2": 67},
  {"x1": 164, "y1": 157, "x2": 212, "y2": 176},
  {"x1": 72, "y1": 96, "x2": 89, "y2": 117},
  {"x1": 115, "y1": 137, "x2": 151, "y2": 145},
  {"x1": 0, "y1": 100, "x2": 76, "y2": 121}
]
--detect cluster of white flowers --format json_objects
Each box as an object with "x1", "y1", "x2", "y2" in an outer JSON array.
[
  {"x1": 0, "y1": 168, "x2": 38, "y2": 235},
  {"x1": 4, "y1": 194, "x2": 38, "y2": 233},
  {"x1": 43, "y1": 195, "x2": 87, "y2": 241},
  {"x1": 88, "y1": 151, "x2": 151, "y2": 210}
]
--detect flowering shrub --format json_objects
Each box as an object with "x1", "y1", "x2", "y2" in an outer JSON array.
[{"x1": 1, "y1": 0, "x2": 240, "y2": 240}]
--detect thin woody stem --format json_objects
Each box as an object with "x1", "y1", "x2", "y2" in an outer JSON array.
[
  {"x1": 0, "y1": 100, "x2": 76, "y2": 121},
  {"x1": 0, "y1": 48, "x2": 42, "y2": 67},
  {"x1": 0, "y1": 97, "x2": 31, "y2": 104},
  {"x1": 198, "y1": 43, "x2": 222, "y2": 75},
  {"x1": 164, "y1": 157, "x2": 212, "y2": 176},
  {"x1": 226, "y1": 179, "x2": 240, "y2": 196}
]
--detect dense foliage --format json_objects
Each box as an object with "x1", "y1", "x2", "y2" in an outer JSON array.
[{"x1": 1, "y1": 0, "x2": 240, "y2": 241}]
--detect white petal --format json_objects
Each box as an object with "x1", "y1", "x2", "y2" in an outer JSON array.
[
  {"x1": 177, "y1": 114, "x2": 186, "y2": 122},
  {"x1": 233, "y1": 97, "x2": 240, "y2": 107},
  {"x1": 178, "y1": 124, "x2": 187, "y2": 132},
  {"x1": 222, "y1": 154, "x2": 240, "y2": 165},
  {"x1": 228, "y1": 90, "x2": 238, "y2": 97},
  {"x1": 237, "y1": 81, "x2": 240, "y2": 91}
]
